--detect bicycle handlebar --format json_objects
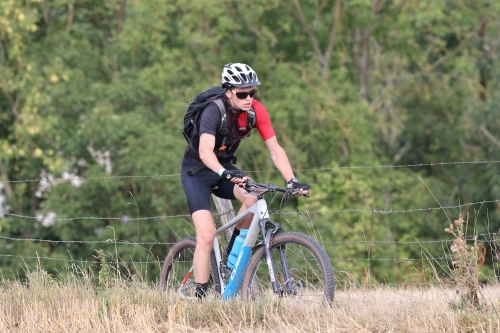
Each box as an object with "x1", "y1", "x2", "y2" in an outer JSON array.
[{"x1": 243, "y1": 179, "x2": 309, "y2": 197}]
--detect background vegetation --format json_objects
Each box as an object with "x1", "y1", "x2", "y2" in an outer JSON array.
[{"x1": 1, "y1": 0, "x2": 500, "y2": 284}]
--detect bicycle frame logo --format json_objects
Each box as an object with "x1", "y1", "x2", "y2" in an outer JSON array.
[{"x1": 223, "y1": 245, "x2": 253, "y2": 300}]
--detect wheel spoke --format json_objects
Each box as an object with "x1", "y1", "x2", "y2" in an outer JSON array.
[
  {"x1": 243, "y1": 232, "x2": 335, "y2": 305},
  {"x1": 161, "y1": 237, "x2": 221, "y2": 298}
]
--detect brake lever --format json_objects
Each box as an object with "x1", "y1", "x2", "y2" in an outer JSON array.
[{"x1": 289, "y1": 189, "x2": 310, "y2": 197}]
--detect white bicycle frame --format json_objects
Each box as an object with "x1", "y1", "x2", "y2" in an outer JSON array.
[{"x1": 212, "y1": 196, "x2": 270, "y2": 297}]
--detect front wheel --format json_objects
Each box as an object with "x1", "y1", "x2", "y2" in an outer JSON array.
[
  {"x1": 160, "y1": 237, "x2": 221, "y2": 298},
  {"x1": 241, "y1": 232, "x2": 335, "y2": 305}
]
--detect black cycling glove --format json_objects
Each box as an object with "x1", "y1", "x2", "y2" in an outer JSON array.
[
  {"x1": 287, "y1": 178, "x2": 310, "y2": 192},
  {"x1": 221, "y1": 169, "x2": 246, "y2": 181}
]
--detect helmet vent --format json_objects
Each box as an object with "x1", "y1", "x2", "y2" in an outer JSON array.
[{"x1": 221, "y1": 63, "x2": 260, "y2": 88}]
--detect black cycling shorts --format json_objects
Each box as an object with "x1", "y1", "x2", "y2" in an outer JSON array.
[{"x1": 181, "y1": 159, "x2": 246, "y2": 214}]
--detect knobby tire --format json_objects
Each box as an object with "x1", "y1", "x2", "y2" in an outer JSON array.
[
  {"x1": 160, "y1": 237, "x2": 221, "y2": 297},
  {"x1": 241, "y1": 231, "x2": 335, "y2": 305}
]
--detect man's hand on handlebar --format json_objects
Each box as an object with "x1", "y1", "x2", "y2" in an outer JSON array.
[
  {"x1": 221, "y1": 169, "x2": 248, "y2": 186},
  {"x1": 287, "y1": 178, "x2": 310, "y2": 197}
]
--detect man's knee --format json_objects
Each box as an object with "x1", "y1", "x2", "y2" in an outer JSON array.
[
  {"x1": 196, "y1": 229, "x2": 216, "y2": 250},
  {"x1": 192, "y1": 210, "x2": 216, "y2": 250},
  {"x1": 242, "y1": 194, "x2": 258, "y2": 207}
]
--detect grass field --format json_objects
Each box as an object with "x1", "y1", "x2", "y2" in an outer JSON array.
[{"x1": 1, "y1": 268, "x2": 499, "y2": 333}]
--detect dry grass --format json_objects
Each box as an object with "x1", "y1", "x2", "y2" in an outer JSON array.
[{"x1": 1, "y1": 268, "x2": 500, "y2": 333}]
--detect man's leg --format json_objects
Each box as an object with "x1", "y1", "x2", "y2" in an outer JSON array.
[
  {"x1": 233, "y1": 184, "x2": 258, "y2": 229},
  {"x1": 192, "y1": 209, "x2": 216, "y2": 298},
  {"x1": 224, "y1": 184, "x2": 258, "y2": 257}
]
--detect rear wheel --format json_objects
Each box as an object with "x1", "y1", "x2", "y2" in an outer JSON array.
[
  {"x1": 160, "y1": 237, "x2": 221, "y2": 298},
  {"x1": 242, "y1": 232, "x2": 335, "y2": 305}
]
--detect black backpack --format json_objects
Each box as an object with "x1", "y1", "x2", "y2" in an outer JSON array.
[{"x1": 182, "y1": 86, "x2": 256, "y2": 145}]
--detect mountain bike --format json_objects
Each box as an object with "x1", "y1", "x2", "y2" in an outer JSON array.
[{"x1": 160, "y1": 179, "x2": 335, "y2": 305}]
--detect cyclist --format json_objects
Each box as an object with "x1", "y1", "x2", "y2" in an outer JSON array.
[{"x1": 181, "y1": 63, "x2": 309, "y2": 299}]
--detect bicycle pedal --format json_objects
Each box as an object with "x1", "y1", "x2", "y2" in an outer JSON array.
[{"x1": 220, "y1": 263, "x2": 232, "y2": 284}]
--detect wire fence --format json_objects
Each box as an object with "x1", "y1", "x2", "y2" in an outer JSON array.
[
  {"x1": 1, "y1": 231, "x2": 499, "y2": 277},
  {"x1": 3, "y1": 244, "x2": 494, "y2": 291},
  {"x1": 0, "y1": 252, "x2": 454, "y2": 263},
  {"x1": 2, "y1": 199, "x2": 500, "y2": 222},
  {"x1": 1, "y1": 233, "x2": 499, "y2": 289},
  {"x1": 0, "y1": 245, "x2": 499, "y2": 292},
  {"x1": 1, "y1": 159, "x2": 500, "y2": 184},
  {"x1": 1, "y1": 233, "x2": 499, "y2": 246},
  {"x1": 1, "y1": 159, "x2": 500, "y2": 289}
]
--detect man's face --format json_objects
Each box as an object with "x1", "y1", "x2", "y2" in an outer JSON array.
[{"x1": 225, "y1": 86, "x2": 257, "y2": 111}]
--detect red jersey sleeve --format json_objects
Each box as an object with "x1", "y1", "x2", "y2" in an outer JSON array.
[{"x1": 252, "y1": 99, "x2": 276, "y2": 141}]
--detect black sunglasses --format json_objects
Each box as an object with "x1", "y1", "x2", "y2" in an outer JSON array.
[{"x1": 231, "y1": 89, "x2": 257, "y2": 99}]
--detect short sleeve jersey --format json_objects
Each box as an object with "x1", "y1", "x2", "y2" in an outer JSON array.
[{"x1": 184, "y1": 98, "x2": 276, "y2": 163}]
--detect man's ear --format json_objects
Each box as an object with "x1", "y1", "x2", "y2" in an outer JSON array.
[{"x1": 225, "y1": 90, "x2": 232, "y2": 99}]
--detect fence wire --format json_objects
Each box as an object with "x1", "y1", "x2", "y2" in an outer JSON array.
[
  {"x1": 1, "y1": 252, "x2": 498, "y2": 291},
  {"x1": 3, "y1": 199, "x2": 500, "y2": 222},
  {"x1": 1, "y1": 233, "x2": 499, "y2": 246},
  {"x1": 1, "y1": 240, "x2": 498, "y2": 288},
  {"x1": 4, "y1": 250, "x2": 495, "y2": 291},
  {"x1": 1, "y1": 159, "x2": 500, "y2": 184},
  {"x1": 0, "y1": 252, "x2": 455, "y2": 264}
]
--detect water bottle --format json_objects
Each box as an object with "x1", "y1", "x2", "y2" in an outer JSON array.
[{"x1": 227, "y1": 229, "x2": 248, "y2": 269}]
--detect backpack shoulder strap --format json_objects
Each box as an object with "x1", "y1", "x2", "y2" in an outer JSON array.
[
  {"x1": 246, "y1": 106, "x2": 256, "y2": 131},
  {"x1": 212, "y1": 98, "x2": 228, "y2": 134},
  {"x1": 211, "y1": 98, "x2": 230, "y2": 152}
]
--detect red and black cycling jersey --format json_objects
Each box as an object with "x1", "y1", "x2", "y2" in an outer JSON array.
[{"x1": 184, "y1": 96, "x2": 276, "y2": 163}]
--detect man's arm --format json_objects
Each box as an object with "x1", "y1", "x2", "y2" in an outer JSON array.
[
  {"x1": 199, "y1": 133, "x2": 246, "y2": 183},
  {"x1": 264, "y1": 136, "x2": 295, "y2": 182},
  {"x1": 265, "y1": 136, "x2": 309, "y2": 195},
  {"x1": 199, "y1": 133, "x2": 225, "y2": 173}
]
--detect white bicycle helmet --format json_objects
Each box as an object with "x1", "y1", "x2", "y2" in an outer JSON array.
[{"x1": 221, "y1": 63, "x2": 261, "y2": 88}]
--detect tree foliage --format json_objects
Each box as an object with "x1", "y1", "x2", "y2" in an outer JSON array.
[{"x1": 1, "y1": 0, "x2": 500, "y2": 283}]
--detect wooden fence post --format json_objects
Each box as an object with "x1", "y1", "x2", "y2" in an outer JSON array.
[{"x1": 211, "y1": 194, "x2": 236, "y2": 241}]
